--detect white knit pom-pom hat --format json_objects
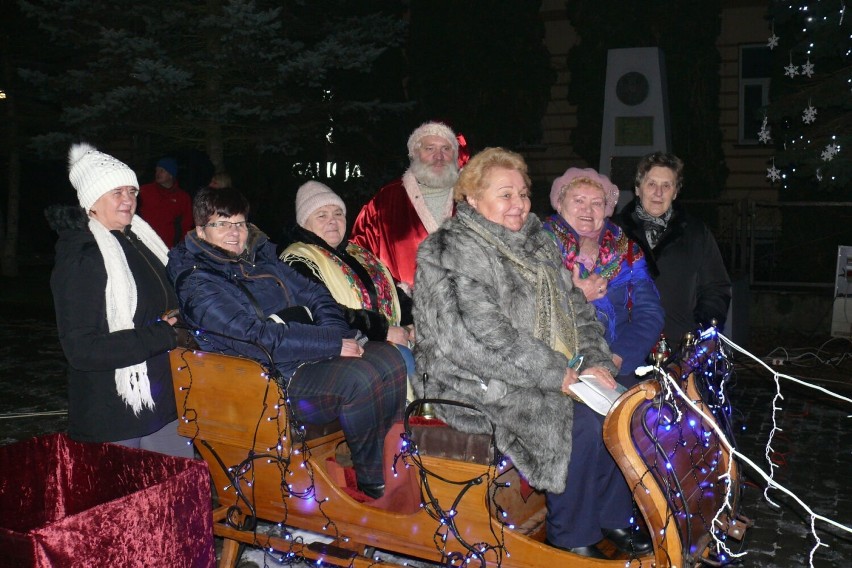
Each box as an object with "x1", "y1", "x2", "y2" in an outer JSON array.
[{"x1": 68, "y1": 143, "x2": 139, "y2": 210}]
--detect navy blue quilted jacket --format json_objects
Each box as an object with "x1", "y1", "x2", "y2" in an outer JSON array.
[{"x1": 167, "y1": 227, "x2": 353, "y2": 377}]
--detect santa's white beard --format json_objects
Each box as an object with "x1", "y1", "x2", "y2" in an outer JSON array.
[{"x1": 411, "y1": 158, "x2": 459, "y2": 189}]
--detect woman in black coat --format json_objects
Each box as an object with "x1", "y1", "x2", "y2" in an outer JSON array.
[
  {"x1": 50, "y1": 143, "x2": 191, "y2": 458},
  {"x1": 617, "y1": 152, "x2": 731, "y2": 344}
]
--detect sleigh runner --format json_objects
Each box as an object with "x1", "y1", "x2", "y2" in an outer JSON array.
[{"x1": 169, "y1": 329, "x2": 747, "y2": 567}]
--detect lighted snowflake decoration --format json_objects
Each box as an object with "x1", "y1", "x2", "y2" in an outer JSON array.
[
  {"x1": 784, "y1": 61, "x2": 799, "y2": 78},
  {"x1": 820, "y1": 144, "x2": 841, "y2": 162},
  {"x1": 758, "y1": 116, "x2": 772, "y2": 144},
  {"x1": 767, "y1": 33, "x2": 780, "y2": 50},
  {"x1": 766, "y1": 162, "x2": 782, "y2": 182},
  {"x1": 802, "y1": 104, "x2": 817, "y2": 124},
  {"x1": 801, "y1": 58, "x2": 815, "y2": 78}
]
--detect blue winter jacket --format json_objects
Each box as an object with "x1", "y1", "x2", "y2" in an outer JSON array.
[{"x1": 167, "y1": 227, "x2": 353, "y2": 378}]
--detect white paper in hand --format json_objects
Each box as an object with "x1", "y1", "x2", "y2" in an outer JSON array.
[{"x1": 568, "y1": 374, "x2": 627, "y2": 416}]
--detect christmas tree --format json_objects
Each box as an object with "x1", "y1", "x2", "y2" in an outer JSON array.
[{"x1": 761, "y1": 0, "x2": 851, "y2": 196}]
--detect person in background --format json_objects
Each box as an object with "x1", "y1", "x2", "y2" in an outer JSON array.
[
  {"x1": 280, "y1": 181, "x2": 416, "y2": 396},
  {"x1": 543, "y1": 167, "x2": 664, "y2": 386},
  {"x1": 349, "y1": 121, "x2": 463, "y2": 293},
  {"x1": 137, "y1": 156, "x2": 194, "y2": 247},
  {"x1": 48, "y1": 143, "x2": 192, "y2": 458},
  {"x1": 414, "y1": 147, "x2": 652, "y2": 559},
  {"x1": 617, "y1": 152, "x2": 731, "y2": 344},
  {"x1": 208, "y1": 172, "x2": 232, "y2": 189},
  {"x1": 167, "y1": 188, "x2": 406, "y2": 499}
]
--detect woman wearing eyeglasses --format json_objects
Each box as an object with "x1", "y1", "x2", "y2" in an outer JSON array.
[
  {"x1": 47, "y1": 143, "x2": 193, "y2": 458},
  {"x1": 167, "y1": 187, "x2": 406, "y2": 500}
]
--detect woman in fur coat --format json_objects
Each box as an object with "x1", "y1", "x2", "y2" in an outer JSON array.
[{"x1": 414, "y1": 148, "x2": 651, "y2": 559}]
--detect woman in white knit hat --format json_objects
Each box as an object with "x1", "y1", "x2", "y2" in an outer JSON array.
[
  {"x1": 47, "y1": 143, "x2": 193, "y2": 458},
  {"x1": 280, "y1": 181, "x2": 416, "y2": 398}
]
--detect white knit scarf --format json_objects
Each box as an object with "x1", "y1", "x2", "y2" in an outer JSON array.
[{"x1": 88, "y1": 214, "x2": 170, "y2": 415}]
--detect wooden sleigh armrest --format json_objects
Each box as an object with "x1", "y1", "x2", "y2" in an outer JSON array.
[{"x1": 169, "y1": 348, "x2": 342, "y2": 450}]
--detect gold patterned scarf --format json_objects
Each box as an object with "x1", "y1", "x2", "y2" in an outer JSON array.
[{"x1": 460, "y1": 209, "x2": 579, "y2": 359}]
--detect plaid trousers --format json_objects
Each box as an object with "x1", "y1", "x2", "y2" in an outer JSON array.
[{"x1": 288, "y1": 341, "x2": 406, "y2": 485}]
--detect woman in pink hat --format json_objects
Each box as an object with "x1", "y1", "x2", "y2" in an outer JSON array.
[{"x1": 543, "y1": 167, "x2": 664, "y2": 386}]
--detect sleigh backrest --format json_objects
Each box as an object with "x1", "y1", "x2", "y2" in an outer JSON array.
[{"x1": 170, "y1": 348, "x2": 288, "y2": 452}]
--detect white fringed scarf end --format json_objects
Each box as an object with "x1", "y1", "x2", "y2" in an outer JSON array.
[{"x1": 88, "y1": 215, "x2": 169, "y2": 415}]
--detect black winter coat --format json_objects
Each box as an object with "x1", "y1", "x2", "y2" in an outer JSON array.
[
  {"x1": 617, "y1": 200, "x2": 731, "y2": 342},
  {"x1": 167, "y1": 228, "x2": 353, "y2": 378},
  {"x1": 47, "y1": 206, "x2": 179, "y2": 443}
]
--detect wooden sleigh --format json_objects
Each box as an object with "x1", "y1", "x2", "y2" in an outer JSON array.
[{"x1": 170, "y1": 329, "x2": 748, "y2": 568}]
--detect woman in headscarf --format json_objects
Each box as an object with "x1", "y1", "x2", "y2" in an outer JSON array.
[
  {"x1": 543, "y1": 167, "x2": 664, "y2": 385},
  {"x1": 414, "y1": 147, "x2": 652, "y2": 558},
  {"x1": 280, "y1": 181, "x2": 416, "y2": 397},
  {"x1": 49, "y1": 143, "x2": 192, "y2": 458}
]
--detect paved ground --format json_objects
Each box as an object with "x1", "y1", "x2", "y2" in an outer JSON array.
[{"x1": 1, "y1": 266, "x2": 850, "y2": 566}]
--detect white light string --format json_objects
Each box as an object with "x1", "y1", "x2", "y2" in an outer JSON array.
[
  {"x1": 0, "y1": 410, "x2": 68, "y2": 419},
  {"x1": 719, "y1": 333, "x2": 852, "y2": 410},
  {"x1": 656, "y1": 333, "x2": 852, "y2": 568}
]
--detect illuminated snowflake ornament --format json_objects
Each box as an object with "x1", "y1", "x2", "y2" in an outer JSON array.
[
  {"x1": 767, "y1": 33, "x2": 780, "y2": 50},
  {"x1": 784, "y1": 61, "x2": 798, "y2": 78},
  {"x1": 801, "y1": 58, "x2": 815, "y2": 78},
  {"x1": 758, "y1": 116, "x2": 772, "y2": 144},
  {"x1": 767, "y1": 21, "x2": 780, "y2": 50},
  {"x1": 821, "y1": 144, "x2": 841, "y2": 162},
  {"x1": 766, "y1": 159, "x2": 782, "y2": 182},
  {"x1": 802, "y1": 104, "x2": 817, "y2": 124}
]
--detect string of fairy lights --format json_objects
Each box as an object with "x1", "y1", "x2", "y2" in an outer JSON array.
[
  {"x1": 171, "y1": 326, "x2": 852, "y2": 568},
  {"x1": 761, "y1": 1, "x2": 848, "y2": 187},
  {"x1": 174, "y1": 347, "x2": 352, "y2": 567}
]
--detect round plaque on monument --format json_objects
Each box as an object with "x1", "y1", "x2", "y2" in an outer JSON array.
[{"x1": 616, "y1": 71, "x2": 649, "y2": 106}]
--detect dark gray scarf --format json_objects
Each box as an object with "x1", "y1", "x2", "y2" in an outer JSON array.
[{"x1": 635, "y1": 202, "x2": 672, "y2": 249}]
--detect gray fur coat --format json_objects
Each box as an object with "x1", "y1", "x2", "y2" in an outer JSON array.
[{"x1": 413, "y1": 202, "x2": 615, "y2": 493}]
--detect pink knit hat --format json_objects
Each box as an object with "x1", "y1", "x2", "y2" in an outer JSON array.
[
  {"x1": 550, "y1": 167, "x2": 619, "y2": 217},
  {"x1": 407, "y1": 121, "x2": 459, "y2": 159},
  {"x1": 295, "y1": 181, "x2": 346, "y2": 228}
]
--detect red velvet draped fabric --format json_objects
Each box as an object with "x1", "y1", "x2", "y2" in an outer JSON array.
[{"x1": 0, "y1": 433, "x2": 214, "y2": 567}]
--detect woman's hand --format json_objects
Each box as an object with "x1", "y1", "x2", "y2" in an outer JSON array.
[
  {"x1": 386, "y1": 325, "x2": 409, "y2": 346},
  {"x1": 571, "y1": 265, "x2": 608, "y2": 301},
  {"x1": 581, "y1": 366, "x2": 617, "y2": 389},
  {"x1": 340, "y1": 338, "x2": 364, "y2": 357},
  {"x1": 560, "y1": 366, "x2": 580, "y2": 394},
  {"x1": 612, "y1": 353, "x2": 623, "y2": 372},
  {"x1": 161, "y1": 310, "x2": 178, "y2": 326}
]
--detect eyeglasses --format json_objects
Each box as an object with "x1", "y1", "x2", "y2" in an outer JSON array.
[{"x1": 204, "y1": 220, "x2": 248, "y2": 230}]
